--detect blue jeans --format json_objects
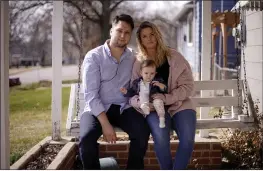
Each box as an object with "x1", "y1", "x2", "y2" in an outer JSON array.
[
  {"x1": 79, "y1": 105, "x2": 150, "y2": 169},
  {"x1": 146, "y1": 109, "x2": 196, "y2": 170}
]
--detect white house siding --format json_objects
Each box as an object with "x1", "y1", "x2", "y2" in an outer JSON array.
[
  {"x1": 176, "y1": 20, "x2": 195, "y2": 72},
  {"x1": 176, "y1": 25, "x2": 184, "y2": 54},
  {"x1": 242, "y1": 10, "x2": 263, "y2": 113}
]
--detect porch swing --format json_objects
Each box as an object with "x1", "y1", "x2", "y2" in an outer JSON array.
[{"x1": 66, "y1": 1, "x2": 258, "y2": 137}]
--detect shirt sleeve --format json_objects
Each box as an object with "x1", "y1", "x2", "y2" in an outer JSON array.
[
  {"x1": 124, "y1": 78, "x2": 139, "y2": 97},
  {"x1": 163, "y1": 63, "x2": 194, "y2": 105},
  {"x1": 82, "y1": 53, "x2": 105, "y2": 117}
]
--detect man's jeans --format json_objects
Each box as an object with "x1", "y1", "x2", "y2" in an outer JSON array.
[
  {"x1": 79, "y1": 105, "x2": 150, "y2": 169},
  {"x1": 146, "y1": 109, "x2": 197, "y2": 169}
]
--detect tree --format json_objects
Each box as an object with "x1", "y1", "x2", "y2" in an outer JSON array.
[
  {"x1": 9, "y1": 1, "x2": 126, "y2": 64},
  {"x1": 9, "y1": 1, "x2": 52, "y2": 66},
  {"x1": 9, "y1": 1, "x2": 50, "y2": 46},
  {"x1": 9, "y1": 1, "x2": 180, "y2": 65},
  {"x1": 64, "y1": 0, "x2": 125, "y2": 44}
]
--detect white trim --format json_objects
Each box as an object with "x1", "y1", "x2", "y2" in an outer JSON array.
[
  {"x1": 174, "y1": 3, "x2": 194, "y2": 21},
  {"x1": 51, "y1": 1, "x2": 63, "y2": 141},
  {"x1": 66, "y1": 84, "x2": 77, "y2": 132},
  {"x1": 231, "y1": 1, "x2": 249, "y2": 11},
  {"x1": 187, "y1": 43, "x2": 193, "y2": 47},
  {"x1": 200, "y1": 1, "x2": 212, "y2": 138},
  {"x1": 1, "y1": 1, "x2": 10, "y2": 169}
]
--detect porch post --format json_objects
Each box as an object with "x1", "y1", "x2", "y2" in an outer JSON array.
[
  {"x1": 51, "y1": 1, "x2": 63, "y2": 141},
  {"x1": 200, "y1": 1, "x2": 212, "y2": 138},
  {"x1": 0, "y1": 1, "x2": 10, "y2": 169}
]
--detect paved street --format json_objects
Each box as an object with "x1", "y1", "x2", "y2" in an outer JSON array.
[{"x1": 9, "y1": 65, "x2": 80, "y2": 85}]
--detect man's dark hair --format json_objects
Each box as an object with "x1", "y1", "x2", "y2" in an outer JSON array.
[
  {"x1": 112, "y1": 14, "x2": 134, "y2": 30},
  {"x1": 140, "y1": 59, "x2": 157, "y2": 70}
]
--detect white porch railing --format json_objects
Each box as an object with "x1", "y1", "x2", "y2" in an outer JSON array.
[{"x1": 212, "y1": 53, "x2": 239, "y2": 81}]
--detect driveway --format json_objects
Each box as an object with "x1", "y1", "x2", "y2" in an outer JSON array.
[{"x1": 9, "y1": 65, "x2": 81, "y2": 85}]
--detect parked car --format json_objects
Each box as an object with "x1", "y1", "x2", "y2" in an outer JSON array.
[{"x1": 9, "y1": 77, "x2": 21, "y2": 87}]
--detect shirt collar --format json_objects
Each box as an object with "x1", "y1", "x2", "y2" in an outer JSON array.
[
  {"x1": 103, "y1": 39, "x2": 129, "y2": 59},
  {"x1": 104, "y1": 40, "x2": 111, "y2": 57}
]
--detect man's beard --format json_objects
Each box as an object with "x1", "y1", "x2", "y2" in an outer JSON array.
[{"x1": 114, "y1": 40, "x2": 127, "y2": 48}]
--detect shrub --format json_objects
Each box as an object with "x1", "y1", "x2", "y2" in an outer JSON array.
[{"x1": 221, "y1": 99, "x2": 263, "y2": 169}]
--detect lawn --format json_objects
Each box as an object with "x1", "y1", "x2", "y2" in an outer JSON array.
[{"x1": 9, "y1": 83, "x2": 70, "y2": 165}]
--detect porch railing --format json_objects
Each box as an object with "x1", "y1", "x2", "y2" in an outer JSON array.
[{"x1": 212, "y1": 53, "x2": 239, "y2": 81}]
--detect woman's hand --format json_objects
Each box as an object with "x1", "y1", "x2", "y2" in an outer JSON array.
[{"x1": 152, "y1": 81, "x2": 166, "y2": 91}]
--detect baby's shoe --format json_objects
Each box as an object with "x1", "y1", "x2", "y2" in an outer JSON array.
[{"x1": 159, "y1": 117, "x2": 165, "y2": 128}]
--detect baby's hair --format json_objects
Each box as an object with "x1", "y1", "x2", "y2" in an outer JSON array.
[{"x1": 140, "y1": 59, "x2": 157, "y2": 71}]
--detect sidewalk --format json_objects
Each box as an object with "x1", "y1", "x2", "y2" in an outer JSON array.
[{"x1": 9, "y1": 66, "x2": 41, "y2": 76}]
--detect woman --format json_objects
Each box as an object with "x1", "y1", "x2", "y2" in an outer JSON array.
[{"x1": 130, "y1": 21, "x2": 197, "y2": 170}]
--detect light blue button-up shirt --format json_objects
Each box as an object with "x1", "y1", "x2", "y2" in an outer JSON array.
[{"x1": 82, "y1": 41, "x2": 135, "y2": 117}]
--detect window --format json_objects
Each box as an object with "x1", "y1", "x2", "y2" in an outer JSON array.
[{"x1": 187, "y1": 12, "x2": 193, "y2": 46}]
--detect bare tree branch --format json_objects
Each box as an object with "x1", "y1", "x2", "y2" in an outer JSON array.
[
  {"x1": 64, "y1": 0, "x2": 100, "y2": 23},
  {"x1": 152, "y1": 15, "x2": 178, "y2": 29},
  {"x1": 86, "y1": 0, "x2": 101, "y2": 18},
  {"x1": 64, "y1": 19, "x2": 81, "y2": 50},
  {"x1": 110, "y1": 0, "x2": 125, "y2": 12},
  {"x1": 17, "y1": 1, "x2": 49, "y2": 12}
]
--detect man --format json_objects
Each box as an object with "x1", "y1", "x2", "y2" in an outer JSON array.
[{"x1": 79, "y1": 14, "x2": 150, "y2": 169}]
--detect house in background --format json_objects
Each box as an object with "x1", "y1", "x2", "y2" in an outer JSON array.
[
  {"x1": 174, "y1": 1, "x2": 195, "y2": 71},
  {"x1": 175, "y1": 0, "x2": 262, "y2": 112},
  {"x1": 174, "y1": 1, "x2": 195, "y2": 74},
  {"x1": 231, "y1": 1, "x2": 263, "y2": 112},
  {"x1": 175, "y1": 0, "x2": 239, "y2": 79}
]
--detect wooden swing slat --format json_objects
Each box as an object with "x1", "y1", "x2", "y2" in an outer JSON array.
[
  {"x1": 68, "y1": 118, "x2": 256, "y2": 138},
  {"x1": 194, "y1": 79, "x2": 243, "y2": 91},
  {"x1": 192, "y1": 96, "x2": 239, "y2": 107}
]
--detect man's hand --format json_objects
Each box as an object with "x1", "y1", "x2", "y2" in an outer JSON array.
[
  {"x1": 97, "y1": 112, "x2": 117, "y2": 144},
  {"x1": 148, "y1": 103, "x2": 155, "y2": 112},
  {"x1": 152, "y1": 81, "x2": 166, "y2": 91},
  {"x1": 101, "y1": 122, "x2": 117, "y2": 144},
  {"x1": 120, "y1": 87, "x2": 127, "y2": 94}
]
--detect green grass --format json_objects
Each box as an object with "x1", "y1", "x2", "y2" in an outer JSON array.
[
  {"x1": 9, "y1": 85, "x2": 70, "y2": 165},
  {"x1": 62, "y1": 79, "x2": 80, "y2": 84}
]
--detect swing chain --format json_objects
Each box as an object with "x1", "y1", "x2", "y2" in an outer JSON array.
[
  {"x1": 76, "y1": 0, "x2": 85, "y2": 124},
  {"x1": 235, "y1": 1, "x2": 241, "y2": 115},
  {"x1": 239, "y1": 2, "x2": 249, "y2": 116}
]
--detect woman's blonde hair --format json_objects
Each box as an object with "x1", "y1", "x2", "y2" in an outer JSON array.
[{"x1": 136, "y1": 21, "x2": 171, "y2": 67}]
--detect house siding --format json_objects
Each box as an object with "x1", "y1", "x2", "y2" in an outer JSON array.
[
  {"x1": 242, "y1": 10, "x2": 263, "y2": 113},
  {"x1": 175, "y1": 12, "x2": 195, "y2": 71},
  {"x1": 180, "y1": 20, "x2": 195, "y2": 70}
]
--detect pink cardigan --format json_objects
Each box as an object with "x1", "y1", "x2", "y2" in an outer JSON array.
[{"x1": 129, "y1": 49, "x2": 196, "y2": 116}]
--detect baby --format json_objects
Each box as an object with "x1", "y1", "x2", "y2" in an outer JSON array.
[{"x1": 120, "y1": 59, "x2": 167, "y2": 128}]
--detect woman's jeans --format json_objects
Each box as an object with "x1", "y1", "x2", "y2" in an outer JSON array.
[{"x1": 146, "y1": 109, "x2": 197, "y2": 169}]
